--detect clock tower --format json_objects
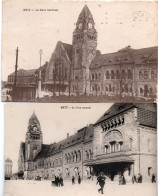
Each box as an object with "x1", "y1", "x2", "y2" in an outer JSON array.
[
  {"x1": 72, "y1": 5, "x2": 97, "y2": 95},
  {"x1": 25, "y1": 112, "x2": 43, "y2": 178}
]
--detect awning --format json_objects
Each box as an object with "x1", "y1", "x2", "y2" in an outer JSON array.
[
  {"x1": 84, "y1": 156, "x2": 134, "y2": 166},
  {"x1": 13, "y1": 171, "x2": 24, "y2": 176}
]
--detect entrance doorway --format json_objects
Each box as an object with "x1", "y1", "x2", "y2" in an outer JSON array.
[{"x1": 93, "y1": 162, "x2": 133, "y2": 181}]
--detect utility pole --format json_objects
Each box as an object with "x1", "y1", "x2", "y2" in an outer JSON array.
[
  {"x1": 13, "y1": 47, "x2": 19, "y2": 101},
  {"x1": 36, "y1": 49, "x2": 43, "y2": 98}
]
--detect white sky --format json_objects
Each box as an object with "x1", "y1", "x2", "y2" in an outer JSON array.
[
  {"x1": 5, "y1": 103, "x2": 113, "y2": 173},
  {"x1": 2, "y1": 1, "x2": 158, "y2": 80}
]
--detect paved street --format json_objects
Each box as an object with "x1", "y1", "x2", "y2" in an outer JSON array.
[{"x1": 4, "y1": 180, "x2": 156, "y2": 196}]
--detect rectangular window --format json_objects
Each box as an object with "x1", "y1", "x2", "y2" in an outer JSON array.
[{"x1": 148, "y1": 167, "x2": 152, "y2": 176}]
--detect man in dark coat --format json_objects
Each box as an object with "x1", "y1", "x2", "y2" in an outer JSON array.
[
  {"x1": 152, "y1": 174, "x2": 156, "y2": 183},
  {"x1": 59, "y1": 177, "x2": 64, "y2": 186},
  {"x1": 78, "y1": 175, "x2": 81, "y2": 184},
  {"x1": 96, "y1": 172, "x2": 106, "y2": 194},
  {"x1": 138, "y1": 173, "x2": 142, "y2": 183},
  {"x1": 56, "y1": 176, "x2": 59, "y2": 186},
  {"x1": 72, "y1": 176, "x2": 75, "y2": 185}
]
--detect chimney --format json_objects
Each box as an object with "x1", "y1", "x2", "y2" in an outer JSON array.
[{"x1": 67, "y1": 133, "x2": 69, "y2": 138}]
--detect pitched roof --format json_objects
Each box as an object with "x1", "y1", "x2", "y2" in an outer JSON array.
[
  {"x1": 28, "y1": 112, "x2": 40, "y2": 127},
  {"x1": 34, "y1": 125, "x2": 94, "y2": 159},
  {"x1": 95, "y1": 103, "x2": 135, "y2": 124},
  {"x1": 77, "y1": 5, "x2": 94, "y2": 26},
  {"x1": 9, "y1": 69, "x2": 36, "y2": 76},
  {"x1": 34, "y1": 62, "x2": 48, "y2": 74},
  {"x1": 62, "y1": 43, "x2": 73, "y2": 62},
  {"x1": 9, "y1": 62, "x2": 48, "y2": 77},
  {"x1": 34, "y1": 144, "x2": 50, "y2": 160},
  {"x1": 90, "y1": 46, "x2": 158, "y2": 68},
  {"x1": 83, "y1": 125, "x2": 94, "y2": 143},
  {"x1": 95, "y1": 103, "x2": 157, "y2": 127},
  {"x1": 45, "y1": 127, "x2": 87, "y2": 157},
  {"x1": 137, "y1": 103, "x2": 157, "y2": 128}
]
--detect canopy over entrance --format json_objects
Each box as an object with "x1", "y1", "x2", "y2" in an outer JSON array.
[
  {"x1": 84, "y1": 156, "x2": 134, "y2": 166},
  {"x1": 84, "y1": 156, "x2": 134, "y2": 181}
]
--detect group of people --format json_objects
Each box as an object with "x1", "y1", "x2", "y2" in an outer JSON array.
[
  {"x1": 119, "y1": 174, "x2": 126, "y2": 185},
  {"x1": 132, "y1": 173, "x2": 143, "y2": 183},
  {"x1": 51, "y1": 172, "x2": 156, "y2": 193},
  {"x1": 51, "y1": 176, "x2": 64, "y2": 187},
  {"x1": 72, "y1": 175, "x2": 81, "y2": 185}
]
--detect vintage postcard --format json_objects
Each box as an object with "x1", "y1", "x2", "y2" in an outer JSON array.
[
  {"x1": 4, "y1": 102, "x2": 157, "y2": 196},
  {"x1": 1, "y1": 1, "x2": 158, "y2": 102}
]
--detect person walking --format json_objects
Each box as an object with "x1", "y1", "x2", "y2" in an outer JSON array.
[
  {"x1": 119, "y1": 174, "x2": 122, "y2": 185},
  {"x1": 122, "y1": 174, "x2": 126, "y2": 185},
  {"x1": 72, "y1": 176, "x2": 75, "y2": 185},
  {"x1": 59, "y1": 177, "x2": 64, "y2": 186},
  {"x1": 138, "y1": 173, "x2": 142, "y2": 183},
  {"x1": 96, "y1": 172, "x2": 106, "y2": 194},
  {"x1": 152, "y1": 174, "x2": 156, "y2": 183},
  {"x1": 78, "y1": 175, "x2": 81, "y2": 184}
]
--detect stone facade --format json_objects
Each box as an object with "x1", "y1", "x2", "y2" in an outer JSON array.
[
  {"x1": 44, "y1": 5, "x2": 157, "y2": 100},
  {"x1": 6, "y1": 5, "x2": 157, "y2": 101},
  {"x1": 18, "y1": 103, "x2": 156, "y2": 182}
]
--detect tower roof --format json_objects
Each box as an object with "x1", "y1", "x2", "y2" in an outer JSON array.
[
  {"x1": 77, "y1": 5, "x2": 94, "y2": 25},
  {"x1": 29, "y1": 111, "x2": 40, "y2": 126}
]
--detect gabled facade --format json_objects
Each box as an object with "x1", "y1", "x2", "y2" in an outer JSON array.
[
  {"x1": 44, "y1": 41, "x2": 72, "y2": 93},
  {"x1": 18, "y1": 103, "x2": 156, "y2": 182}
]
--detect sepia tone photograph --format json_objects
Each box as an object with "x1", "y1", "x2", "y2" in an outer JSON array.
[
  {"x1": 4, "y1": 103, "x2": 157, "y2": 196},
  {"x1": 1, "y1": 1, "x2": 158, "y2": 102}
]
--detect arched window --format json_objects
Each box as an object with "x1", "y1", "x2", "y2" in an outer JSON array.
[
  {"x1": 116, "y1": 143, "x2": 120, "y2": 151},
  {"x1": 85, "y1": 151, "x2": 89, "y2": 159},
  {"x1": 78, "y1": 151, "x2": 81, "y2": 161},
  {"x1": 75, "y1": 151, "x2": 78, "y2": 162},
  {"x1": 68, "y1": 153, "x2": 70, "y2": 163},
  {"x1": 122, "y1": 70, "x2": 126, "y2": 79},
  {"x1": 139, "y1": 71, "x2": 143, "y2": 79},
  {"x1": 92, "y1": 73, "x2": 94, "y2": 80},
  {"x1": 151, "y1": 71, "x2": 155, "y2": 79},
  {"x1": 106, "y1": 71, "x2": 110, "y2": 79},
  {"x1": 128, "y1": 70, "x2": 132, "y2": 79},
  {"x1": 129, "y1": 138, "x2": 133, "y2": 151},
  {"x1": 149, "y1": 88, "x2": 152, "y2": 94},
  {"x1": 106, "y1": 86, "x2": 108, "y2": 91},
  {"x1": 95, "y1": 73, "x2": 98, "y2": 80},
  {"x1": 89, "y1": 150, "x2": 93, "y2": 159},
  {"x1": 125, "y1": 84, "x2": 128, "y2": 93},
  {"x1": 112, "y1": 86, "x2": 115, "y2": 92},
  {"x1": 111, "y1": 70, "x2": 115, "y2": 79},
  {"x1": 109, "y1": 85, "x2": 112, "y2": 92},
  {"x1": 140, "y1": 88, "x2": 143, "y2": 94},
  {"x1": 116, "y1": 70, "x2": 120, "y2": 79},
  {"x1": 144, "y1": 71, "x2": 148, "y2": 79}
]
